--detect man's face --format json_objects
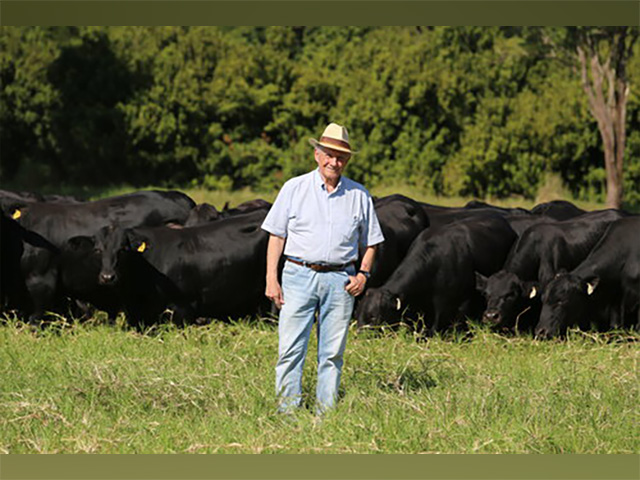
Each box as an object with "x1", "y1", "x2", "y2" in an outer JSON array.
[{"x1": 315, "y1": 146, "x2": 350, "y2": 183}]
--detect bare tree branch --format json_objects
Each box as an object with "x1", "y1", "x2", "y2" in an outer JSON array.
[{"x1": 570, "y1": 28, "x2": 638, "y2": 207}]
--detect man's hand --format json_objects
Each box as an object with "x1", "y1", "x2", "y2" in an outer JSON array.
[
  {"x1": 345, "y1": 273, "x2": 367, "y2": 297},
  {"x1": 265, "y1": 234, "x2": 286, "y2": 309},
  {"x1": 266, "y1": 279, "x2": 285, "y2": 309}
]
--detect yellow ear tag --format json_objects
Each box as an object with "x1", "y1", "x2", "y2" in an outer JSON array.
[
  {"x1": 587, "y1": 283, "x2": 595, "y2": 295},
  {"x1": 529, "y1": 287, "x2": 537, "y2": 299},
  {"x1": 11, "y1": 209, "x2": 22, "y2": 220},
  {"x1": 137, "y1": 241, "x2": 147, "y2": 253}
]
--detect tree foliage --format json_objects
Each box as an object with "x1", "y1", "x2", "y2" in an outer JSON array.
[{"x1": 1, "y1": 27, "x2": 638, "y2": 206}]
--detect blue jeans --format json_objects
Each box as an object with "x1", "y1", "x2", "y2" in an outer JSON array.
[{"x1": 275, "y1": 260, "x2": 356, "y2": 414}]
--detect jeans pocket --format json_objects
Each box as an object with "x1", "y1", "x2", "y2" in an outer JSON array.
[{"x1": 283, "y1": 260, "x2": 296, "y2": 276}]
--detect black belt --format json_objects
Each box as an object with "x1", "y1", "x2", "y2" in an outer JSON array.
[{"x1": 286, "y1": 257, "x2": 354, "y2": 273}]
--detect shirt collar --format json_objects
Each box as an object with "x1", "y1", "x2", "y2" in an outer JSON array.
[{"x1": 314, "y1": 168, "x2": 343, "y2": 193}]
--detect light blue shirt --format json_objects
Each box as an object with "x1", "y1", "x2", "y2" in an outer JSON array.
[{"x1": 262, "y1": 169, "x2": 384, "y2": 265}]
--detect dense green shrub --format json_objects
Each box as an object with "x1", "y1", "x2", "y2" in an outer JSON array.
[{"x1": 1, "y1": 27, "x2": 638, "y2": 206}]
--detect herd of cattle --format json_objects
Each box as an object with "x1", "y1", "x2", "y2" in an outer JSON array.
[{"x1": 1, "y1": 188, "x2": 638, "y2": 339}]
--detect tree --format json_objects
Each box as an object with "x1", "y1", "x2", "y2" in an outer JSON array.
[{"x1": 547, "y1": 27, "x2": 639, "y2": 208}]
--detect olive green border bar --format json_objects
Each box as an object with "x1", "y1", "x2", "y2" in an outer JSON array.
[
  {"x1": 1, "y1": 1, "x2": 639, "y2": 26},
  {"x1": 1, "y1": 454, "x2": 639, "y2": 480}
]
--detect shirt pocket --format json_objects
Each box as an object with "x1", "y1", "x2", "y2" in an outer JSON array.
[
  {"x1": 340, "y1": 214, "x2": 360, "y2": 244},
  {"x1": 289, "y1": 212, "x2": 312, "y2": 235}
]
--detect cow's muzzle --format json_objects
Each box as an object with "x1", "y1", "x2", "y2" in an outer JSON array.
[
  {"x1": 99, "y1": 273, "x2": 116, "y2": 285},
  {"x1": 482, "y1": 310, "x2": 501, "y2": 325}
]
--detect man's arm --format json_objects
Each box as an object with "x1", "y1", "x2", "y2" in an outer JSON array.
[
  {"x1": 265, "y1": 234, "x2": 286, "y2": 309},
  {"x1": 345, "y1": 245, "x2": 377, "y2": 297},
  {"x1": 358, "y1": 245, "x2": 377, "y2": 276}
]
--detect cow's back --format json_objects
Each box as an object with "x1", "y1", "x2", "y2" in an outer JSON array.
[
  {"x1": 119, "y1": 209, "x2": 269, "y2": 322},
  {"x1": 371, "y1": 195, "x2": 430, "y2": 287}
]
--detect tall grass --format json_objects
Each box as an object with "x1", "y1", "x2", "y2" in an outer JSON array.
[
  {"x1": 2, "y1": 177, "x2": 634, "y2": 453},
  {"x1": 1, "y1": 316, "x2": 637, "y2": 453}
]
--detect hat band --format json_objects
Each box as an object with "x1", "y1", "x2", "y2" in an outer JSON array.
[{"x1": 319, "y1": 136, "x2": 351, "y2": 151}]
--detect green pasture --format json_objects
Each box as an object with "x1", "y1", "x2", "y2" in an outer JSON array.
[
  {"x1": 40, "y1": 172, "x2": 612, "y2": 213},
  {"x1": 0, "y1": 316, "x2": 637, "y2": 454},
  {"x1": 1, "y1": 185, "x2": 636, "y2": 453}
]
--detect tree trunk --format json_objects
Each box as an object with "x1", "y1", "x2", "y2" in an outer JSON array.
[
  {"x1": 604, "y1": 147, "x2": 623, "y2": 208},
  {"x1": 576, "y1": 32, "x2": 631, "y2": 210}
]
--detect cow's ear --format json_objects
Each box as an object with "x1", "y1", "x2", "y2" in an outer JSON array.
[
  {"x1": 67, "y1": 236, "x2": 94, "y2": 252},
  {"x1": 585, "y1": 277, "x2": 600, "y2": 296},
  {"x1": 475, "y1": 272, "x2": 488, "y2": 291},
  {"x1": 125, "y1": 230, "x2": 150, "y2": 253},
  {"x1": 9, "y1": 204, "x2": 28, "y2": 220}
]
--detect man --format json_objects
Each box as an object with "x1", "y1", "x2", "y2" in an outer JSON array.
[{"x1": 261, "y1": 122, "x2": 384, "y2": 415}]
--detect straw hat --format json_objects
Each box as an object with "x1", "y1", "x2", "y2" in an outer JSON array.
[{"x1": 308, "y1": 123, "x2": 358, "y2": 155}]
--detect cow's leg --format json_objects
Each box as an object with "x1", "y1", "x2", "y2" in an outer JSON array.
[
  {"x1": 428, "y1": 295, "x2": 459, "y2": 336},
  {"x1": 25, "y1": 271, "x2": 57, "y2": 324},
  {"x1": 608, "y1": 301, "x2": 623, "y2": 331}
]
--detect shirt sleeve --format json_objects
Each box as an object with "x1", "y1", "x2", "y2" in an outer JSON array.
[
  {"x1": 261, "y1": 180, "x2": 292, "y2": 238},
  {"x1": 360, "y1": 194, "x2": 385, "y2": 248}
]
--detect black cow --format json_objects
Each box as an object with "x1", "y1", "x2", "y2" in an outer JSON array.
[
  {"x1": 225, "y1": 198, "x2": 272, "y2": 214},
  {"x1": 0, "y1": 188, "x2": 45, "y2": 205},
  {"x1": 0, "y1": 189, "x2": 83, "y2": 210},
  {"x1": 465, "y1": 200, "x2": 530, "y2": 216},
  {"x1": 7, "y1": 190, "x2": 195, "y2": 246},
  {"x1": 356, "y1": 215, "x2": 517, "y2": 335},
  {"x1": 1, "y1": 210, "x2": 58, "y2": 320},
  {"x1": 41, "y1": 193, "x2": 84, "y2": 203},
  {"x1": 370, "y1": 194, "x2": 430, "y2": 288},
  {"x1": 476, "y1": 209, "x2": 627, "y2": 331},
  {"x1": 531, "y1": 200, "x2": 586, "y2": 221},
  {"x1": 81, "y1": 209, "x2": 270, "y2": 327},
  {"x1": 1, "y1": 190, "x2": 196, "y2": 320},
  {"x1": 420, "y1": 203, "x2": 514, "y2": 231},
  {"x1": 184, "y1": 203, "x2": 222, "y2": 226},
  {"x1": 535, "y1": 216, "x2": 640, "y2": 338},
  {"x1": 504, "y1": 214, "x2": 559, "y2": 237},
  {"x1": 185, "y1": 199, "x2": 273, "y2": 227},
  {"x1": 219, "y1": 199, "x2": 272, "y2": 219}
]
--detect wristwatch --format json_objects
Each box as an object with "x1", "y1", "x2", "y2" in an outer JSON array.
[{"x1": 357, "y1": 270, "x2": 371, "y2": 280}]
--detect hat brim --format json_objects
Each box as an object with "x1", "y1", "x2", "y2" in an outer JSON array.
[{"x1": 309, "y1": 138, "x2": 358, "y2": 155}]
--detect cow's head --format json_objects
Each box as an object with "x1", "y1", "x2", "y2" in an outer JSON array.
[
  {"x1": 184, "y1": 203, "x2": 221, "y2": 227},
  {"x1": 0, "y1": 200, "x2": 29, "y2": 223},
  {"x1": 535, "y1": 271, "x2": 599, "y2": 339},
  {"x1": 476, "y1": 271, "x2": 538, "y2": 328},
  {"x1": 66, "y1": 226, "x2": 150, "y2": 286},
  {"x1": 355, "y1": 287, "x2": 403, "y2": 328}
]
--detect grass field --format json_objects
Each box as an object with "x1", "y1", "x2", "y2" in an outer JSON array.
[
  {"x1": 2, "y1": 181, "x2": 637, "y2": 453},
  {"x1": 0, "y1": 315, "x2": 637, "y2": 454}
]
